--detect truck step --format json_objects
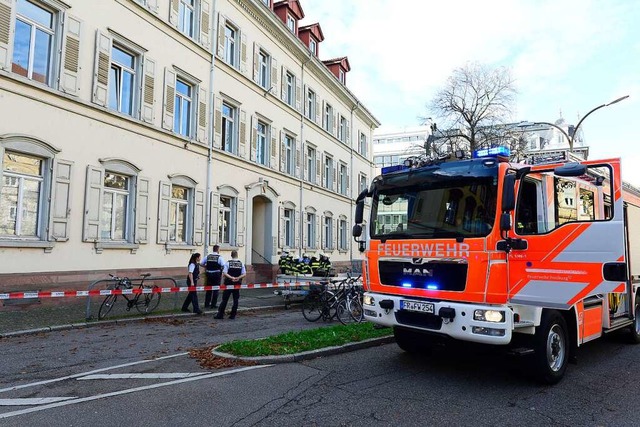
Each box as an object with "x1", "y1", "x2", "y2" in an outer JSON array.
[
  {"x1": 508, "y1": 347, "x2": 534, "y2": 356},
  {"x1": 513, "y1": 320, "x2": 534, "y2": 329},
  {"x1": 604, "y1": 317, "x2": 634, "y2": 333}
]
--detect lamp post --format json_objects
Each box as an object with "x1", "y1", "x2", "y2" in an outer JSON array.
[{"x1": 570, "y1": 95, "x2": 629, "y2": 152}]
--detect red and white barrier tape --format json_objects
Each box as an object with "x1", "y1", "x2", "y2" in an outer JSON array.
[{"x1": 0, "y1": 281, "x2": 319, "y2": 300}]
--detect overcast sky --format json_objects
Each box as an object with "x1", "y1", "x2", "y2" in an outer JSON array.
[{"x1": 300, "y1": 0, "x2": 640, "y2": 184}]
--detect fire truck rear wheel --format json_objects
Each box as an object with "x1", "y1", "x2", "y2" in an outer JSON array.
[
  {"x1": 628, "y1": 296, "x2": 640, "y2": 344},
  {"x1": 532, "y1": 310, "x2": 568, "y2": 385},
  {"x1": 393, "y1": 327, "x2": 431, "y2": 354}
]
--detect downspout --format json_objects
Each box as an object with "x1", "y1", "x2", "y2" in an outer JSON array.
[
  {"x1": 204, "y1": 0, "x2": 219, "y2": 257},
  {"x1": 349, "y1": 101, "x2": 360, "y2": 264},
  {"x1": 299, "y1": 51, "x2": 313, "y2": 258}
]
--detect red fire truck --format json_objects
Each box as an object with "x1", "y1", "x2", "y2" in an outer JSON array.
[{"x1": 353, "y1": 148, "x2": 640, "y2": 383}]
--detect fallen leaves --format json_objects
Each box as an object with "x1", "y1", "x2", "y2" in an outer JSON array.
[{"x1": 188, "y1": 345, "x2": 256, "y2": 370}]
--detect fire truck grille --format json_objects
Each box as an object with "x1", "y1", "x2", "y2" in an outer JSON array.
[
  {"x1": 395, "y1": 311, "x2": 443, "y2": 330},
  {"x1": 378, "y1": 260, "x2": 468, "y2": 291}
]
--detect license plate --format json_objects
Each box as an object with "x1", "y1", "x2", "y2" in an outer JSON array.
[{"x1": 401, "y1": 300, "x2": 434, "y2": 314}]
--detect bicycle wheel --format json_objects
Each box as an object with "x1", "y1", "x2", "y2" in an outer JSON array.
[
  {"x1": 302, "y1": 292, "x2": 323, "y2": 322},
  {"x1": 98, "y1": 295, "x2": 118, "y2": 320},
  {"x1": 337, "y1": 299, "x2": 355, "y2": 325},
  {"x1": 323, "y1": 290, "x2": 339, "y2": 321},
  {"x1": 348, "y1": 298, "x2": 364, "y2": 323},
  {"x1": 135, "y1": 286, "x2": 161, "y2": 314}
]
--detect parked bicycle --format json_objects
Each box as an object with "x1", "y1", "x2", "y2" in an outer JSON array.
[
  {"x1": 302, "y1": 274, "x2": 363, "y2": 324},
  {"x1": 98, "y1": 273, "x2": 161, "y2": 320}
]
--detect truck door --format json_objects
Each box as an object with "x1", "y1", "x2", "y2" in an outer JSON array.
[{"x1": 507, "y1": 159, "x2": 627, "y2": 309}]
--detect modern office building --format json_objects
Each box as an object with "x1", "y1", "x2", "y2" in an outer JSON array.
[{"x1": 0, "y1": 0, "x2": 379, "y2": 291}]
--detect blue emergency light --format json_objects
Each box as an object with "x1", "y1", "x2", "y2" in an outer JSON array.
[
  {"x1": 472, "y1": 146, "x2": 510, "y2": 159},
  {"x1": 381, "y1": 164, "x2": 409, "y2": 175}
]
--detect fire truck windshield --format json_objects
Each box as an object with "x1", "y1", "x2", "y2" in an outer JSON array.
[{"x1": 371, "y1": 162, "x2": 498, "y2": 240}]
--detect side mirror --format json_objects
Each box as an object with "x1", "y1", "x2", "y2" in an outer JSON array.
[
  {"x1": 356, "y1": 189, "x2": 369, "y2": 203},
  {"x1": 554, "y1": 162, "x2": 586, "y2": 177},
  {"x1": 352, "y1": 224, "x2": 362, "y2": 238},
  {"x1": 500, "y1": 212, "x2": 512, "y2": 232},
  {"x1": 501, "y1": 173, "x2": 516, "y2": 212},
  {"x1": 354, "y1": 200, "x2": 365, "y2": 224}
]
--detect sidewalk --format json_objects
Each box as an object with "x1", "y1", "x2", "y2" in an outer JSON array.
[{"x1": 0, "y1": 288, "x2": 302, "y2": 337}]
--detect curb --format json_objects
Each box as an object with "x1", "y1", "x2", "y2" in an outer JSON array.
[
  {"x1": 0, "y1": 304, "x2": 287, "y2": 339},
  {"x1": 211, "y1": 335, "x2": 395, "y2": 364}
]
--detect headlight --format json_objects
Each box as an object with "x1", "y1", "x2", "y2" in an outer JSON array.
[
  {"x1": 473, "y1": 309, "x2": 505, "y2": 323},
  {"x1": 363, "y1": 295, "x2": 375, "y2": 306}
]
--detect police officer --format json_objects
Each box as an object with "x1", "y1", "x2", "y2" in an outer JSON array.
[
  {"x1": 201, "y1": 244, "x2": 224, "y2": 309},
  {"x1": 214, "y1": 250, "x2": 245, "y2": 320}
]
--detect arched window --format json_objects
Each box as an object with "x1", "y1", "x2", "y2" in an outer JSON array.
[{"x1": 158, "y1": 174, "x2": 204, "y2": 250}]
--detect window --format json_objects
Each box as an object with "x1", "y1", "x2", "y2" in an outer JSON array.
[
  {"x1": 306, "y1": 88, "x2": 316, "y2": 121},
  {"x1": 261, "y1": 0, "x2": 270, "y2": 6},
  {"x1": 174, "y1": 78, "x2": 193, "y2": 137},
  {"x1": 178, "y1": 0, "x2": 195, "y2": 37},
  {"x1": 339, "y1": 219, "x2": 348, "y2": 251},
  {"x1": 339, "y1": 115, "x2": 347, "y2": 143},
  {"x1": 306, "y1": 146, "x2": 316, "y2": 183},
  {"x1": 109, "y1": 44, "x2": 137, "y2": 116},
  {"x1": 339, "y1": 69, "x2": 345, "y2": 84},
  {"x1": 323, "y1": 103, "x2": 333, "y2": 133},
  {"x1": 224, "y1": 23, "x2": 238, "y2": 67},
  {"x1": 359, "y1": 132, "x2": 368, "y2": 156},
  {"x1": 286, "y1": 14, "x2": 295, "y2": 33},
  {"x1": 101, "y1": 172, "x2": 129, "y2": 241},
  {"x1": 359, "y1": 173, "x2": 368, "y2": 193},
  {"x1": 324, "y1": 155, "x2": 333, "y2": 189},
  {"x1": 284, "y1": 134, "x2": 294, "y2": 175},
  {"x1": 323, "y1": 216, "x2": 333, "y2": 250},
  {"x1": 221, "y1": 102, "x2": 237, "y2": 154},
  {"x1": 309, "y1": 38, "x2": 317, "y2": 55},
  {"x1": 12, "y1": 0, "x2": 57, "y2": 85},
  {"x1": 219, "y1": 195, "x2": 234, "y2": 244},
  {"x1": 256, "y1": 121, "x2": 268, "y2": 166},
  {"x1": 169, "y1": 185, "x2": 189, "y2": 243},
  {"x1": 285, "y1": 71, "x2": 295, "y2": 107},
  {"x1": 258, "y1": 50, "x2": 270, "y2": 89},
  {"x1": 0, "y1": 152, "x2": 43, "y2": 237},
  {"x1": 306, "y1": 211, "x2": 316, "y2": 248},
  {"x1": 283, "y1": 207, "x2": 293, "y2": 247},
  {"x1": 338, "y1": 163, "x2": 348, "y2": 195}
]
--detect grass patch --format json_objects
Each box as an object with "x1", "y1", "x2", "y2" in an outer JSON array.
[{"x1": 217, "y1": 322, "x2": 392, "y2": 357}]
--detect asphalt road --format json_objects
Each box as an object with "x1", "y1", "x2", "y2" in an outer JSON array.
[{"x1": 1, "y1": 309, "x2": 639, "y2": 426}]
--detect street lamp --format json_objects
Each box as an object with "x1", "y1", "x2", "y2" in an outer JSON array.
[{"x1": 570, "y1": 95, "x2": 629, "y2": 152}]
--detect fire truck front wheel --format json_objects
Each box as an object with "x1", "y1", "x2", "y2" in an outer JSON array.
[
  {"x1": 628, "y1": 296, "x2": 640, "y2": 344},
  {"x1": 533, "y1": 310, "x2": 569, "y2": 385}
]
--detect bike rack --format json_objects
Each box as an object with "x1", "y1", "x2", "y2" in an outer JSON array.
[{"x1": 85, "y1": 276, "x2": 179, "y2": 321}]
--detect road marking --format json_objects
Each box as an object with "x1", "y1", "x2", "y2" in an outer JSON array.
[
  {"x1": 0, "y1": 365, "x2": 272, "y2": 419},
  {"x1": 78, "y1": 373, "x2": 205, "y2": 380},
  {"x1": 0, "y1": 397, "x2": 77, "y2": 406},
  {"x1": 0, "y1": 352, "x2": 188, "y2": 394}
]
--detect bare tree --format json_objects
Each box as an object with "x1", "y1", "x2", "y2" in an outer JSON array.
[{"x1": 425, "y1": 62, "x2": 517, "y2": 155}]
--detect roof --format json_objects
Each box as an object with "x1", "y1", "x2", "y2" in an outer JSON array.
[
  {"x1": 274, "y1": 0, "x2": 305, "y2": 20},
  {"x1": 322, "y1": 56, "x2": 351, "y2": 72},
  {"x1": 298, "y1": 22, "x2": 325, "y2": 41}
]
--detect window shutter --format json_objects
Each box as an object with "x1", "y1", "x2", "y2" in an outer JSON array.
[
  {"x1": 59, "y1": 14, "x2": 81, "y2": 96},
  {"x1": 135, "y1": 176, "x2": 150, "y2": 244},
  {"x1": 92, "y1": 30, "x2": 112, "y2": 107},
  {"x1": 0, "y1": 145, "x2": 4, "y2": 198},
  {"x1": 295, "y1": 138, "x2": 301, "y2": 178},
  {"x1": 252, "y1": 42, "x2": 259, "y2": 84},
  {"x1": 157, "y1": 181, "x2": 171, "y2": 243},
  {"x1": 168, "y1": 0, "x2": 179, "y2": 27},
  {"x1": 295, "y1": 77, "x2": 301, "y2": 111},
  {"x1": 194, "y1": 189, "x2": 204, "y2": 246},
  {"x1": 279, "y1": 131, "x2": 285, "y2": 172},
  {"x1": 210, "y1": 191, "x2": 219, "y2": 244},
  {"x1": 146, "y1": 0, "x2": 159, "y2": 13},
  {"x1": 318, "y1": 153, "x2": 323, "y2": 187},
  {"x1": 250, "y1": 115, "x2": 257, "y2": 161},
  {"x1": 333, "y1": 165, "x2": 338, "y2": 192},
  {"x1": 346, "y1": 167, "x2": 350, "y2": 195},
  {"x1": 240, "y1": 33, "x2": 247, "y2": 74},
  {"x1": 270, "y1": 126, "x2": 277, "y2": 170},
  {"x1": 162, "y1": 67, "x2": 176, "y2": 131},
  {"x1": 270, "y1": 57, "x2": 278, "y2": 94},
  {"x1": 280, "y1": 66, "x2": 286, "y2": 102},
  {"x1": 302, "y1": 84, "x2": 307, "y2": 116},
  {"x1": 200, "y1": 0, "x2": 211, "y2": 48},
  {"x1": 294, "y1": 209, "x2": 300, "y2": 249},
  {"x1": 83, "y1": 165, "x2": 103, "y2": 242},
  {"x1": 216, "y1": 14, "x2": 225, "y2": 58},
  {"x1": 303, "y1": 212, "x2": 308, "y2": 249},
  {"x1": 49, "y1": 159, "x2": 73, "y2": 241},
  {"x1": 320, "y1": 215, "x2": 324, "y2": 250},
  {"x1": 0, "y1": 0, "x2": 15, "y2": 71},
  {"x1": 196, "y1": 86, "x2": 208, "y2": 143},
  {"x1": 278, "y1": 205, "x2": 284, "y2": 248},
  {"x1": 303, "y1": 147, "x2": 308, "y2": 180},
  {"x1": 333, "y1": 112, "x2": 338, "y2": 137},
  {"x1": 239, "y1": 109, "x2": 247, "y2": 158},
  {"x1": 237, "y1": 196, "x2": 245, "y2": 246},
  {"x1": 334, "y1": 218, "x2": 339, "y2": 251},
  {"x1": 141, "y1": 57, "x2": 156, "y2": 123},
  {"x1": 213, "y1": 95, "x2": 222, "y2": 149},
  {"x1": 346, "y1": 119, "x2": 350, "y2": 144},
  {"x1": 315, "y1": 98, "x2": 321, "y2": 125},
  {"x1": 316, "y1": 215, "x2": 321, "y2": 249}
]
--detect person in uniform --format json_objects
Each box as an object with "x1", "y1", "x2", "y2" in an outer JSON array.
[
  {"x1": 181, "y1": 253, "x2": 203, "y2": 315},
  {"x1": 201, "y1": 245, "x2": 224, "y2": 309},
  {"x1": 214, "y1": 250, "x2": 246, "y2": 319}
]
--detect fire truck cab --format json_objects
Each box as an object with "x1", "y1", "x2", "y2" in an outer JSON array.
[{"x1": 353, "y1": 148, "x2": 640, "y2": 383}]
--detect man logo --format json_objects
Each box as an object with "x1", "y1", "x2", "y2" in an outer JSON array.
[{"x1": 403, "y1": 268, "x2": 434, "y2": 277}]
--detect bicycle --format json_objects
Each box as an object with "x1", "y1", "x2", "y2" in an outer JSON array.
[
  {"x1": 336, "y1": 275, "x2": 364, "y2": 324},
  {"x1": 98, "y1": 273, "x2": 161, "y2": 320}
]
